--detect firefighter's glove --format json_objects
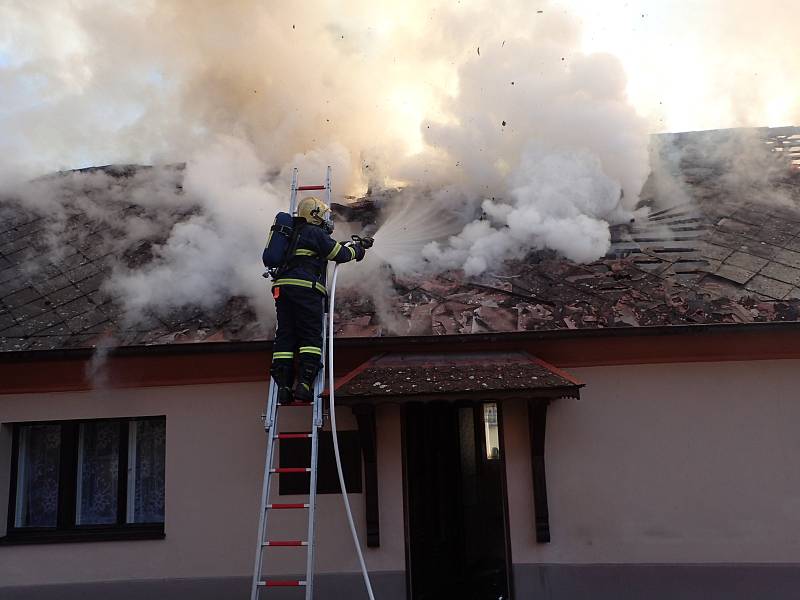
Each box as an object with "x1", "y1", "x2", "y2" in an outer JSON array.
[{"x1": 346, "y1": 241, "x2": 367, "y2": 262}]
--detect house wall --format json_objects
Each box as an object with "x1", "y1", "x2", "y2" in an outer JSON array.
[
  {"x1": 3, "y1": 358, "x2": 800, "y2": 599},
  {"x1": 0, "y1": 383, "x2": 407, "y2": 599},
  {"x1": 503, "y1": 358, "x2": 800, "y2": 599}
]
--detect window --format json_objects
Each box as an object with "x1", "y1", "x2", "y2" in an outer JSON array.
[
  {"x1": 483, "y1": 403, "x2": 501, "y2": 460},
  {"x1": 5, "y1": 416, "x2": 165, "y2": 544},
  {"x1": 279, "y1": 431, "x2": 362, "y2": 495}
]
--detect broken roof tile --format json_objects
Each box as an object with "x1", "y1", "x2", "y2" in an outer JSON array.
[
  {"x1": 714, "y1": 263, "x2": 755, "y2": 285},
  {"x1": 474, "y1": 306, "x2": 518, "y2": 332}
]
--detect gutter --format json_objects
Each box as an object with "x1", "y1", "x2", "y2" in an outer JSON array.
[{"x1": 1, "y1": 320, "x2": 799, "y2": 364}]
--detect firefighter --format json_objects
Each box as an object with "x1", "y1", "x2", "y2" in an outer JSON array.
[{"x1": 269, "y1": 196, "x2": 371, "y2": 403}]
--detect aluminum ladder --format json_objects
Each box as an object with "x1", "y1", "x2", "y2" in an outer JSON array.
[{"x1": 251, "y1": 167, "x2": 332, "y2": 599}]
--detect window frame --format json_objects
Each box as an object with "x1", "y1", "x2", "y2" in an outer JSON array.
[{"x1": 3, "y1": 415, "x2": 165, "y2": 545}]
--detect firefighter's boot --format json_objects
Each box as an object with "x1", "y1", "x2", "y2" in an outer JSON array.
[
  {"x1": 270, "y1": 362, "x2": 294, "y2": 405},
  {"x1": 293, "y1": 359, "x2": 320, "y2": 403}
]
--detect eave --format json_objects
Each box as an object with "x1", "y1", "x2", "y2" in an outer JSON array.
[{"x1": 1, "y1": 321, "x2": 800, "y2": 395}]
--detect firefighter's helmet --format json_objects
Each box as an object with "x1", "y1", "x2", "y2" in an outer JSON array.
[{"x1": 297, "y1": 196, "x2": 333, "y2": 231}]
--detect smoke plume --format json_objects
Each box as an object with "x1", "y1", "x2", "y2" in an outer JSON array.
[{"x1": 1, "y1": 1, "x2": 798, "y2": 329}]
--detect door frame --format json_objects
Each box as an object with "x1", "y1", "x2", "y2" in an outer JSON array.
[{"x1": 400, "y1": 399, "x2": 515, "y2": 600}]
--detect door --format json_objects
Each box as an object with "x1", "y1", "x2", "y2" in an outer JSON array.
[{"x1": 404, "y1": 401, "x2": 512, "y2": 600}]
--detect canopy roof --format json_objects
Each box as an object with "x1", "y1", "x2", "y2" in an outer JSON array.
[{"x1": 333, "y1": 351, "x2": 583, "y2": 403}]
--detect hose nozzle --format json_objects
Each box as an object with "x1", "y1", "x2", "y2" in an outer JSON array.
[{"x1": 351, "y1": 234, "x2": 374, "y2": 249}]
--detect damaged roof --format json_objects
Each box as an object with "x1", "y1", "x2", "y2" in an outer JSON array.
[
  {"x1": 2, "y1": 127, "x2": 800, "y2": 352},
  {"x1": 333, "y1": 127, "x2": 800, "y2": 336}
]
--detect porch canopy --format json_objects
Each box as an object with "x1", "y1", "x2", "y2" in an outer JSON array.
[
  {"x1": 331, "y1": 351, "x2": 583, "y2": 547},
  {"x1": 333, "y1": 350, "x2": 583, "y2": 403}
]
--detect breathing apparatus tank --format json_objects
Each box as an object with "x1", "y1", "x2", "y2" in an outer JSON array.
[{"x1": 262, "y1": 211, "x2": 295, "y2": 268}]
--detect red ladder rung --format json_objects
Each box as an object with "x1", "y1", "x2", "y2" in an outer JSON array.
[
  {"x1": 267, "y1": 503, "x2": 309, "y2": 509},
  {"x1": 276, "y1": 433, "x2": 312, "y2": 439},
  {"x1": 279, "y1": 401, "x2": 313, "y2": 407},
  {"x1": 297, "y1": 185, "x2": 325, "y2": 191},
  {"x1": 261, "y1": 580, "x2": 307, "y2": 587},
  {"x1": 263, "y1": 540, "x2": 307, "y2": 547},
  {"x1": 271, "y1": 467, "x2": 310, "y2": 474}
]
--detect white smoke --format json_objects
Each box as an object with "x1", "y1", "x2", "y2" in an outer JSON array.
[
  {"x1": 385, "y1": 20, "x2": 649, "y2": 273},
  {"x1": 106, "y1": 136, "x2": 281, "y2": 322},
  {"x1": 1, "y1": 1, "x2": 798, "y2": 329},
  {"x1": 423, "y1": 144, "x2": 625, "y2": 274}
]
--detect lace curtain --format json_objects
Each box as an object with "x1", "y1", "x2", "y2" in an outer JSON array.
[
  {"x1": 15, "y1": 425, "x2": 61, "y2": 527},
  {"x1": 129, "y1": 419, "x2": 166, "y2": 523},
  {"x1": 76, "y1": 421, "x2": 120, "y2": 525},
  {"x1": 15, "y1": 418, "x2": 165, "y2": 529}
]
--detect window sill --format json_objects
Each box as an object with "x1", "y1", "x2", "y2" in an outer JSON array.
[{"x1": 0, "y1": 526, "x2": 164, "y2": 545}]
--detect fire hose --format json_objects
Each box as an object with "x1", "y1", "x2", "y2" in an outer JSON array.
[{"x1": 328, "y1": 251, "x2": 376, "y2": 599}]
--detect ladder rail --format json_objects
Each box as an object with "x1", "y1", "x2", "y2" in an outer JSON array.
[
  {"x1": 289, "y1": 168, "x2": 299, "y2": 215},
  {"x1": 250, "y1": 381, "x2": 280, "y2": 600},
  {"x1": 304, "y1": 304, "x2": 327, "y2": 599},
  {"x1": 304, "y1": 415, "x2": 321, "y2": 600}
]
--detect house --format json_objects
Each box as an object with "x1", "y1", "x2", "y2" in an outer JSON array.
[{"x1": 2, "y1": 128, "x2": 800, "y2": 599}]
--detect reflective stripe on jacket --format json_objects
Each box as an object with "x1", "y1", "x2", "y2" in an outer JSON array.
[{"x1": 271, "y1": 223, "x2": 362, "y2": 295}]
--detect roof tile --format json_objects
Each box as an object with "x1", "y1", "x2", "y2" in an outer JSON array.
[
  {"x1": 26, "y1": 335, "x2": 72, "y2": 351},
  {"x1": 0, "y1": 336, "x2": 31, "y2": 352},
  {"x1": 0, "y1": 311, "x2": 17, "y2": 332},
  {"x1": 723, "y1": 251, "x2": 769, "y2": 273},
  {"x1": 3, "y1": 131, "x2": 800, "y2": 353},
  {"x1": 771, "y1": 247, "x2": 800, "y2": 268},
  {"x1": 31, "y1": 273, "x2": 73, "y2": 296},
  {"x1": 48, "y1": 283, "x2": 88, "y2": 307},
  {"x1": 55, "y1": 296, "x2": 96, "y2": 321},
  {"x1": 756, "y1": 228, "x2": 794, "y2": 247},
  {"x1": 2, "y1": 285, "x2": 41, "y2": 306},
  {"x1": 64, "y1": 261, "x2": 102, "y2": 285},
  {"x1": 714, "y1": 264, "x2": 755, "y2": 285},
  {"x1": 701, "y1": 244, "x2": 734, "y2": 262},
  {"x1": 65, "y1": 308, "x2": 111, "y2": 334},
  {"x1": 785, "y1": 237, "x2": 800, "y2": 253},
  {"x1": 745, "y1": 275, "x2": 794, "y2": 300},
  {"x1": 11, "y1": 309, "x2": 64, "y2": 335},
  {"x1": 759, "y1": 263, "x2": 800, "y2": 286}
]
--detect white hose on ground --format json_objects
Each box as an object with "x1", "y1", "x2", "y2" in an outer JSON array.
[{"x1": 328, "y1": 263, "x2": 376, "y2": 600}]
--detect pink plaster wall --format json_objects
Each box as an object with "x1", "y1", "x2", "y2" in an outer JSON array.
[
  {"x1": 0, "y1": 383, "x2": 406, "y2": 587},
  {"x1": 4, "y1": 358, "x2": 800, "y2": 589},
  {"x1": 504, "y1": 359, "x2": 800, "y2": 564}
]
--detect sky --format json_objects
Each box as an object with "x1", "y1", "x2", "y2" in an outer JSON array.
[
  {"x1": 0, "y1": 0, "x2": 798, "y2": 176},
  {"x1": 563, "y1": 0, "x2": 799, "y2": 132}
]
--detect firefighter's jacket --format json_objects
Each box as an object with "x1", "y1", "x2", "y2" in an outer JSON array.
[{"x1": 272, "y1": 223, "x2": 364, "y2": 295}]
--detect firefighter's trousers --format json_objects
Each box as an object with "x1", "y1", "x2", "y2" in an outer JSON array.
[{"x1": 270, "y1": 284, "x2": 324, "y2": 386}]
